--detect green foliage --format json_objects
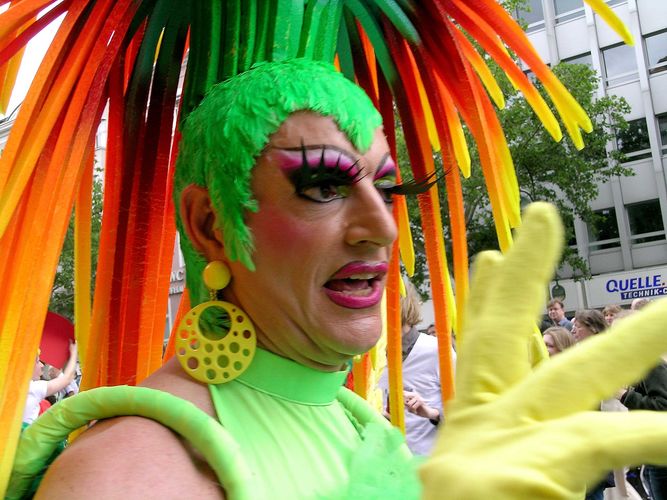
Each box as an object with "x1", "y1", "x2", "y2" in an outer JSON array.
[
  {"x1": 49, "y1": 170, "x2": 104, "y2": 320},
  {"x1": 398, "y1": 62, "x2": 632, "y2": 294}
]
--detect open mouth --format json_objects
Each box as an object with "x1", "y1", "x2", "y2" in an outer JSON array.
[
  {"x1": 325, "y1": 274, "x2": 379, "y2": 296},
  {"x1": 323, "y1": 263, "x2": 387, "y2": 309}
]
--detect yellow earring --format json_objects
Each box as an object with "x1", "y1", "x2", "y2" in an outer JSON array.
[{"x1": 176, "y1": 261, "x2": 256, "y2": 384}]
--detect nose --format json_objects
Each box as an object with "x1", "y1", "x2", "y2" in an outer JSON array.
[{"x1": 345, "y1": 181, "x2": 398, "y2": 248}]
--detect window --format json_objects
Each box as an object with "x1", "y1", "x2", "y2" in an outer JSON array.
[
  {"x1": 515, "y1": 0, "x2": 545, "y2": 33},
  {"x1": 658, "y1": 114, "x2": 667, "y2": 155},
  {"x1": 562, "y1": 52, "x2": 593, "y2": 68},
  {"x1": 588, "y1": 208, "x2": 620, "y2": 250},
  {"x1": 645, "y1": 31, "x2": 667, "y2": 75},
  {"x1": 626, "y1": 200, "x2": 666, "y2": 244},
  {"x1": 616, "y1": 118, "x2": 651, "y2": 161},
  {"x1": 554, "y1": 0, "x2": 584, "y2": 23},
  {"x1": 602, "y1": 44, "x2": 638, "y2": 86},
  {"x1": 562, "y1": 214, "x2": 578, "y2": 247}
]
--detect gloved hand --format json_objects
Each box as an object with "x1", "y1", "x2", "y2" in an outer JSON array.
[{"x1": 421, "y1": 202, "x2": 667, "y2": 499}]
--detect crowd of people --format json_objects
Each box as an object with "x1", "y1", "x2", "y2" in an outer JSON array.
[{"x1": 541, "y1": 297, "x2": 667, "y2": 500}]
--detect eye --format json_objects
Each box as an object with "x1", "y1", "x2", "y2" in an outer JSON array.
[
  {"x1": 300, "y1": 183, "x2": 352, "y2": 203},
  {"x1": 374, "y1": 176, "x2": 398, "y2": 204},
  {"x1": 288, "y1": 146, "x2": 362, "y2": 204},
  {"x1": 373, "y1": 171, "x2": 439, "y2": 202}
]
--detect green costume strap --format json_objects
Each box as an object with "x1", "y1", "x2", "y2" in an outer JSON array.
[{"x1": 7, "y1": 386, "x2": 254, "y2": 500}]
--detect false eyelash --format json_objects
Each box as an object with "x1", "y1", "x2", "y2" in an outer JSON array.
[
  {"x1": 382, "y1": 171, "x2": 439, "y2": 196},
  {"x1": 289, "y1": 144, "x2": 364, "y2": 192}
]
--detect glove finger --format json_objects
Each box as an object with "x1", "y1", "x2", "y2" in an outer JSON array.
[
  {"x1": 461, "y1": 250, "x2": 503, "y2": 334},
  {"x1": 509, "y1": 298, "x2": 667, "y2": 420},
  {"x1": 554, "y1": 411, "x2": 667, "y2": 492},
  {"x1": 455, "y1": 203, "x2": 563, "y2": 408}
]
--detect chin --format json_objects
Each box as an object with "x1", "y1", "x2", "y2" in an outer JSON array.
[{"x1": 338, "y1": 323, "x2": 383, "y2": 355}]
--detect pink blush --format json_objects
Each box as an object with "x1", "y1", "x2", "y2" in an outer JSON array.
[{"x1": 249, "y1": 207, "x2": 309, "y2": 252}]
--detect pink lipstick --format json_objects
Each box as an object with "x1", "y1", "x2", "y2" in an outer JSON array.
[{"x1": 324, "y1": 262, "x2": 388, "y2": 309}]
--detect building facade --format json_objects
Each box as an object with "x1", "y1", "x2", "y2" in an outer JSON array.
[{"x1": 517, "y1": 0, "x2": 667, "y2": 312}]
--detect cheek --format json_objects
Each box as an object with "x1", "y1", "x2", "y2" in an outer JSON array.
[{"x1": 251, "y1": 209, "x2": 317, "y2": 258}]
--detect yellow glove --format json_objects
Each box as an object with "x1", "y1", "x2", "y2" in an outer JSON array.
[{"x1": 421, "y1": 202, "x2": 667, "y2": 499}]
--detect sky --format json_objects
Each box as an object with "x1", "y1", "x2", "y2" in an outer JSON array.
[{"x1": 2, "y1": 11, "x2": 63, "y2": 118}]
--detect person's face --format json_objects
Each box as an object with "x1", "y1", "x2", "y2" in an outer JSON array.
[
  {"x1": 543, "y1": 334, "x2": 558, "y2": 357},
  {"x1": 48, "y1": 366, "x2": 61, "y2": 379},
  {"x1": 426, "y1": 325, "x2": 436, "y2": 336},
  {"x1": 547, "y1": 303, "x2": 565, "y2": 322},
  {"x1": 218, "y1": 112, "x2": 397, "y2": 370},
  {"x1": 32, "y1": 358, "x2": 43, "y2": 381},
  {"x1": 604, "y1": 312, "x2": 615, "y2": 325},
  {"x1": 572, "y1": 320, "x2": 594, "y2": 342}
]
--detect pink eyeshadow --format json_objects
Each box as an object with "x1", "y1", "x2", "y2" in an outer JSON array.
[
  {"x1": 272, "y1": 148, "x2": 360, "y2": 176},
  {"x1": 374, "y1": 157, "x2": 396, "y2": 179}
]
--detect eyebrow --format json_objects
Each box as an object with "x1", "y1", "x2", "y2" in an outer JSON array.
[
  {"x1": 270, "y1": 143, "x2": 395, "y2": 177},
  {"x1": 270, "y1": 145, "x2": 360, "y2": 176}
]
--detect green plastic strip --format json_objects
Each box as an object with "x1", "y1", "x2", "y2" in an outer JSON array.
[
  {"x1": 221, "y1": 0, "x2": 241, "y2": 80},
  {"x1": 7, "y1": 387, "x2": 254, "y2": 500},
  {"x1": 239, "y1": 0, "x2": 258, "y2": 72},
  {"x1": 271, "y1": 0, "x2": 304, "y2": 61},
  {"x1": 369, "y1": 0, "x2": 420, "y2": 44}
]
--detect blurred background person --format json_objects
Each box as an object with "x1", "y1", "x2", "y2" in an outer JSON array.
[
  {"x1": 571, "y1": 310, "x2": 616, "y2": 500},
  {"x1": 547, "y1": 298, "x2": 573, "y2": 331},
  {"x1": 22, "y1": 343, "x2": 77, "y2": 426},
  {"x1": 631, "y1": 298, "x2": 651, "y2": 311},
  {"x1": 381, "y1": 279, "x2": 452, "y2": 456},
  {"x1": 43, "y1": 363, "x2": 80, "y2": 405},
  {"x1": 542, "y1": 326, "x2": 575, "y2": 357},
  {"x1": 603, "y1": 304, "x2": 623, "y2": 326},
  {"x1": 615, "y1": 309, "x2": 667, "y2": 500},
  {"x1": 572, "y1": 309, "x2": 607, "y2": 343}
]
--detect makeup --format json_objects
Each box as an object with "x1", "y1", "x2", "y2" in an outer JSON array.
[
  {"x1": 272, "y1": 145, "x2": 361, "y2": 176},
  {"x1": 373, "y1": 154, "x2": 396, "y2": 180},
  {"x1": 323, "y1": 262, "x2": 388, "y2": 309},
  {"x1": 270, "y1": 143, "x2": 438, "y2": 204},
  {"x1": 271, "y1": 145, "x2": 363, "y2": 203}
]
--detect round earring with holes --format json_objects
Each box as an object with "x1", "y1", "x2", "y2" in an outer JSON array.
[{"x1": 176, "y1": 261, "x2": 256, "y2": 384}]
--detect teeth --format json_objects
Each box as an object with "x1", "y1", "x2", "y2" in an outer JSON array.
[{"x1": 348, "y1": 273, "x2": 376, "y2": 280}]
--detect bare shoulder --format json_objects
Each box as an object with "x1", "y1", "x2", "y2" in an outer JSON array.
[{"x1": 36, "y1": 360, "x2": 225, "y2": 499}]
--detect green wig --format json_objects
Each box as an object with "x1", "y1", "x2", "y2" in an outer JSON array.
[{"x1": 174, "y1": 58, "x2": 383, "y2": 305}]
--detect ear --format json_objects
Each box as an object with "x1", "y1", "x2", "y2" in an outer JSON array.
[{"x1": 180, "y1": 185, "x2": 226, "y2": 261}]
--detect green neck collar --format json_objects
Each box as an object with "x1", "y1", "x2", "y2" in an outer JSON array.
[{"x1": 233, "y1": 348, "x2": 349, "y2": 405}]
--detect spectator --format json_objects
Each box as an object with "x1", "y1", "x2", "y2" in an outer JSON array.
[
  {"x1": 381, "y1": 280, "x2": 453, "y2": 456},
  {"x1": 542, "y1": 326, "x2": 575, "y2": 356},
  {"x1": 631, "y1": 298, "x2": 651, "y2": 311},
  {"x1": 23, "y1": 343, "x2": 78, "y2": 426},
  {"x1": 615, "y1": 310, "x2": 667, "y2": 500},
  {"x1": 602, "y1": 304, "x2": 622, "y2": 326},
  {"x1": 572, "y1": 310, "x2": 607, "y2": 343},
  {"x1": 44, "y1": 364, "x2": 80, "y2": 403},
  {"x1": 547, "y1": 298, "x2": 573, "y2": 331},
  {"x1": 571, "y1": 311, "x2": 626, "y2": 500}
]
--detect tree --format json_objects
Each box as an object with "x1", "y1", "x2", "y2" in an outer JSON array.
[
  {"x1": 50, "y1": 170, "x2": 104, "y2": 320},
  {"x1": 399, "y1": 62, "x2": 632, "y2": 295}
]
